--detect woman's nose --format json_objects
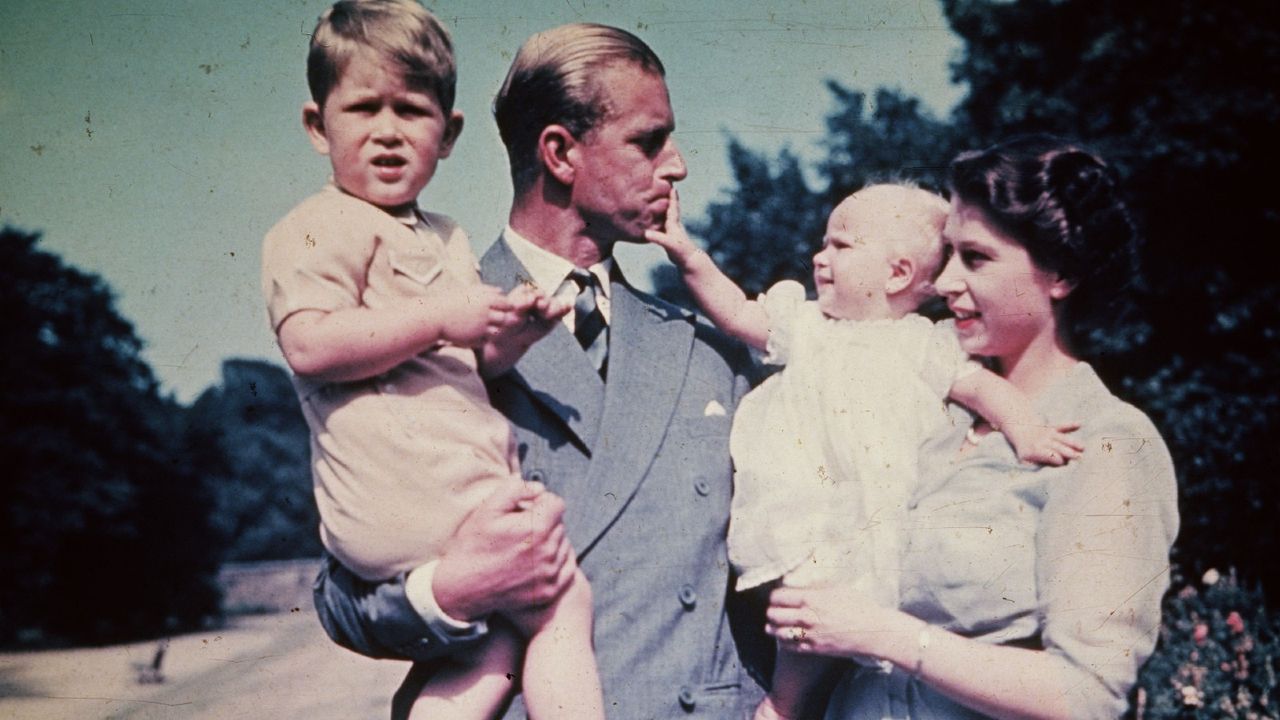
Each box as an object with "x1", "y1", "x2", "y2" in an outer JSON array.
[{"x1": 934, "y1": 255, "x2": 963, "y2": 295}]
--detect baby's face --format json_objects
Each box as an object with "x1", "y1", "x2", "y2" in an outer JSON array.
[
  {"x1": 304, "y1": 50, "x2": 462, "y2": 210},
  {"x1": 812, "y1": 200, "x2": 894, "y2": 320}
]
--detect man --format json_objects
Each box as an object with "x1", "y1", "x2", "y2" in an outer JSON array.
[{"x1": 316, "y1": 24, "x2": 768, "y2": 719}]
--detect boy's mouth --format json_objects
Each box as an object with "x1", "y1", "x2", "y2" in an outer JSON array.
[{"x1": 372, "y1": 155, "x2": 406, "y2": 168}]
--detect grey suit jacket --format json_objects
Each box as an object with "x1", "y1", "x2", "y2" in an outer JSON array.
[{"x1": 313, "y1": 235, "x2": 769, "y2": 719}]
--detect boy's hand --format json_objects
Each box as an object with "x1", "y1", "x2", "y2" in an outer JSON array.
[
  {"x1": 437, "y1": 282, "x2": 515, "y2": 349},
  {"x1": 1003, "y1": 421, "x2": 1084, "y2": 466},
  {"x1": 644, "y1": 189, "x2": 703, "y2": 267},
  {"x1": 479, "y1": 284, "x2": 570, "y2": 376}
]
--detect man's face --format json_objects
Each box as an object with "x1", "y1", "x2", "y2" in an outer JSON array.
[{"x1": 568, "y1": 63, "x2": 687, "y2": 244}]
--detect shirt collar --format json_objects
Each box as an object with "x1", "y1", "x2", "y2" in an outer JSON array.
[
  {"x1": 322, "y1": 179, "x2": 421, "y2": 228},
  {"x1": 503, "y1": 225, "x2": 613, "y2": 299}
]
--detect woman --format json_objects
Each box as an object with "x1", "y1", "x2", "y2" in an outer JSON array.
[{"x1": 764, "y1": 137, "x2": 1179, "y2": 719}]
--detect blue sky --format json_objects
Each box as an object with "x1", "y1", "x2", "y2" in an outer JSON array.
[{"x1": 0, "y1": 0, "x2": 962, "y2": 400}]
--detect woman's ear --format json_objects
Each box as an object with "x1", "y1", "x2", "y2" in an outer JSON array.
[
  {"x1": 302, "y1": 101, "x2": 330, "y2": 156},
  {"x1": 1049, "y1": 275, "x2": 1076, "y2": 300},
  {"x1": 885, "y1": 256, "x2": 916, "y2": 296},
  {"x1": 538, "y1": 125, "x2": 577, "y2": 186}
]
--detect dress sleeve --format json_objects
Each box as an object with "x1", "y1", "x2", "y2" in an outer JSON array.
[
  {"x1": 1036, "y1": 404, "x2": 1180, "y2": 716},
  {"x1": 759, "y1": 280, "x2": 811, "y2": 366},
  {"x1": 919, "y1": 319, "x2": 982, "y2": 400}
]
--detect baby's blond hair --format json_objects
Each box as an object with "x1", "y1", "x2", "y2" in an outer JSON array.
[{"x1": 839, "y1": 184, "x2": 949, "y2": 307}]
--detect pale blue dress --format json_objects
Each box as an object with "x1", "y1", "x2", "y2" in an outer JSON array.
[{"x1": 825, "y1": 362, "x2": 1180, "y2": 719}]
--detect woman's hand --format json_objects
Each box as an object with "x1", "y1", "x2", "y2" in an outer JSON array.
[{"x1": 766, "y1": 584, "x2": 923, "y2": 666}]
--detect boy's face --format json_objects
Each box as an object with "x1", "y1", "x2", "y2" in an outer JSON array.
[
  {"x1": 812, "y1": 198, "x2": 894, "y2": 320},
  {"x1": 304, "y1": 50, "x2": 463, "y2": 210}
]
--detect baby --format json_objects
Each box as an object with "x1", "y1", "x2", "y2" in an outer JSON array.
[
  {"x1": 646, "y1": 184, "x2": 1081, "y2": 720},
  {"x1": 260, "y1": 2, "x2": 601, "y2": 718}
]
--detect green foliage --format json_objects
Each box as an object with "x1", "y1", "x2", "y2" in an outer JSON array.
[
  {"x1": 186, "y1": 359, "x2": 320, "y2": 562},
  {"x1": 660, "y1": 0, "x2": 1280, "y2": 600},
  {"x1": 1130, "y1": 570, "x2": 1278, "y2": 719},
  {"x1": 0, "y1": 227, "x2": 221, "y2": 646}
]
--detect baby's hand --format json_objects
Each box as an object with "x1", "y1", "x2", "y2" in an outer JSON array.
[
  {"x1": 644, "y1": 189, "x2": 701, "y2": 266},
  {"x1": 438, "y1": 282, "x2": 514, "y2": 349},
  {"x1": 1004, "y1": 421, "x2": 1084, "y2": 466},
  {"x1": 480, "y1": 284, "x2": 570, "y2": 376}
]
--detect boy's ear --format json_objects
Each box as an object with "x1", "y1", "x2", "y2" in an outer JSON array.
[
  {"x1": 302, "y1": 101, "x2": 330, "y2": 156},
  {"x1": 885, "y1": 255, "x2": 916, "y2": 296},
  {"x1": 436, "y1": 111, "x2": 465, "y2": 159},
  {"x1": 538, "y1": 125, "x2": 577, "y2": 186}
]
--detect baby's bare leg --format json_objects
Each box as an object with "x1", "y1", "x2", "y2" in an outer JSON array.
[
  {"x1": 507, "y1": 568, "x2": 604, "y2": 720},
  {"x1": 405, "y1": 625, "x2": 521, "y2": 720}
]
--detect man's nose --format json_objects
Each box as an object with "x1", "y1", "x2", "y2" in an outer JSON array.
[{"x1": 660, "y1": 139, "x2": 688, "y2": 182}]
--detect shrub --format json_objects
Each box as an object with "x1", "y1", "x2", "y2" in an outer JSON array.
[{"x1": 1131, "y1": 569, "x2": 1278, "y2": 719}]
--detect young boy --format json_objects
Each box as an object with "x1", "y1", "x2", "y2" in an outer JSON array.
[{"x1": 260, "y1": 2, "x2": 603, "y2": 718}]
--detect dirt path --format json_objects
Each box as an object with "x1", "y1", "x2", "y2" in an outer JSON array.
[{"x1": 0, "y1": 611, "x2": 409, "y2": 719}]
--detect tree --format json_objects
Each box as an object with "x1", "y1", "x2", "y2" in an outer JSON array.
[
  {"x1": 659, "y1": 0, "x2": 1280, "y2": 600},
  {"x1": 186, "y1": 359, "x2": 320, "y2": 562},
  {"x1": 0, "y1": 226, "x2": 221, "y2": 645}
]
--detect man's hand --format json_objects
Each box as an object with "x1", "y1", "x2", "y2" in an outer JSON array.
[
  {"x1": 431, "y1": 480, "x2": 575, "y2": 622},
  {"x1": 1002, "y1": 421, "x2": 1084, "y2": 466},
  {"x1": 480, "y1": 284, "x2": 570, "y2": 376}
]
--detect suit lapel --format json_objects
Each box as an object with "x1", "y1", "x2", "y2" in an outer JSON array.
[
  {"x1": 565, "y1": 277, "x2": 695, "y2": 555},
  {"x1": 479, "y1": 237, "x2": 604, "y2": 451}
]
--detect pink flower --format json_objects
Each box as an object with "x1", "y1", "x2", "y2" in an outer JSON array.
[
  {"x1": 1226, "y1": 611, "x2": 1245, "y2": 634},
  {"x1": 1193, "y1": 623, "x2": 1209, "y2": 645}
]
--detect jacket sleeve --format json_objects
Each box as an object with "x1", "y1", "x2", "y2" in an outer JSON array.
[{"x1": 312, "y1": 554, "x2": 488, "y2": 662}]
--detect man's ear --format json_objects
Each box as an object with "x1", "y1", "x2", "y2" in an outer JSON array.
[
  {"x1": 302, "y1": 101, "x2": 330, "y2": 156},
  {"x1": 537, "y1": 125, "x2": 577, "y2": 186},
  {"x1": 885, "y1": 255, "x2": 916, "y2": 296},
  {"x1": 436, "y1": 110, "x2": 465, "y2": 159}
]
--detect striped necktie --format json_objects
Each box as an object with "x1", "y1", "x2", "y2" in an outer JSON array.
[{"x1": 569, "y1": 268, "x2": 608, "y2": 378}]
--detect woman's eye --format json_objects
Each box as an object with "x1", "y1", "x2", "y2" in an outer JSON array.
[{"x1": 961, "y1": 249, "x2": 988, "y2": 268}]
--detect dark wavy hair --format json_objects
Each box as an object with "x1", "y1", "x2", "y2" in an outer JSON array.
[{"x1": 947, "y1": 135, "x2": 1139, "y2": 352}]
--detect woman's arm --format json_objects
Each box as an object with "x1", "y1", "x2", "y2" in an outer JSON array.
[
  {"x1": 645, "y1": 190, "x2": 770, "y2": 350},
  {"x1": 767, "y1": 407, "x2": 1178, "y2": 719},
  {"x1": 767, "y1": 587, "x2": 1081, "y2": 720}
]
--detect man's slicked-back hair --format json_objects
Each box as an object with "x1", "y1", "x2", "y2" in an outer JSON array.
[
  {"x1": 493, "y1": 23, "x2": 665, "y2": 194},
  {"x1": 307, "y1": 0, "x2": 456, "y2": 113}
]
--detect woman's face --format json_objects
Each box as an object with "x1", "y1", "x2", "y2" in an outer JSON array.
[{"x1": 935, "y1": 199, "x2": 1071, "y2": 364}]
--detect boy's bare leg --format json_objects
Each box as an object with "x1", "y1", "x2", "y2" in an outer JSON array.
[
  {"x1": 756, "y1": 647, "x2": 836, "y2": 720},
  {"x1": 403, "y1": 625, "x2": 521, "y2": 720},
  {"x1": 508, "y1": 568, "x2": 604, "y2": 720}
]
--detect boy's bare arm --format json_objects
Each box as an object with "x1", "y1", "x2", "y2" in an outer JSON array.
[
  {"x1": 949, "y1": 369, "x2": 1084, "y2": 465},
  {"x1": 479, "y1": 285, "x2": 570, "y2": 377},
  {"x1": 277, "y1": 279, "x2": 512, "y2": 384},
  {"x1": 645, "y1": 190, "x2": 770, "y2": 350}
]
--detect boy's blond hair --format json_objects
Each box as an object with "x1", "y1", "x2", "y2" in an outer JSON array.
[
  {"x1": 844, "y1": 183, "x2": 949, "y2": 306},
  {"x1": 307, "y1": 0, "x2": 456, "y2": 113}
]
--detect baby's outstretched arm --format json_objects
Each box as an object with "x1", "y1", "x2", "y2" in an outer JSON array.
[
  {"x1": 480, "y1": 285, "x2": 571, "y2": 377},
  {"x1": 277, "y1": 278, "x2": 514, "y2": 383},
  {"x1": 645, "y1": 190, "x2": 770, "y2": 350},
  {"x1": 950, "y1": 369, "x2": 1084, "y2": 466}
]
